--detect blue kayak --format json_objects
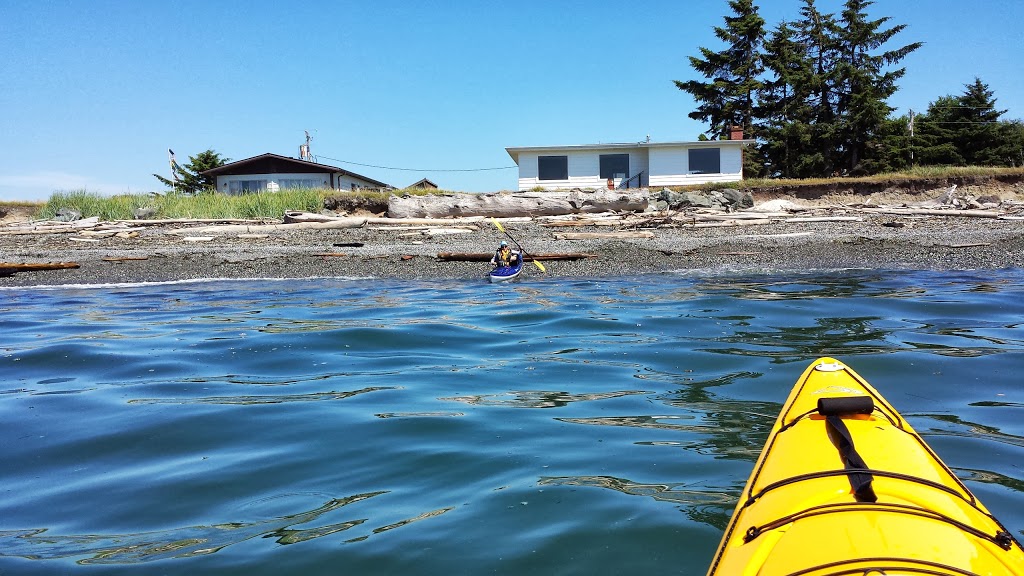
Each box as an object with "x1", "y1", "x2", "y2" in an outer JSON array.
[{"x1": 488, "y1": 255, "x2": 524, "y2": 283}]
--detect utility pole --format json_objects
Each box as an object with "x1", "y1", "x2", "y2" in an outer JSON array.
[{"x1": 908, "y1": 109, "x2": 915, "y2": 166}]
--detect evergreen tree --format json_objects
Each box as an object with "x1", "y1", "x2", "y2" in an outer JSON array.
[
  {"x1": 994, "y1": 120, "x2": 1024, "y2": 167},
  {"x1": 913, "y1": 79, "x2": 1013, "y2": 167},
  {"x1": 870, "y1": 114, "x2": 913, "y2": 172},
  {"x1": 832, "y1": 0, "x2": 922, "y2": 174},
  {"x1": 954, "y1": 78, "x2": 1006, "y2": 165},
  {"x1": 674, "y1": 0, "x2": 766, "y2": 143},
  {"x1": 914, "y1": 95, "x2": 966, "y2": 165},
  {"x1": 758, "y1": 19, "x2": 816, "y2": 177},
  {"x1": 778, "y1": 0, "x2": 843, "y2": 177},
  {"x1": 153, "y1": 149, "x2": 229, "y2": 194}
]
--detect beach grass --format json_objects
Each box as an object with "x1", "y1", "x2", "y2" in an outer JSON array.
[
  {"x1": 29, "y1": 165, "x2": 1024, "y2": 220},
  {"x1": 37, "y1": 189, "x2": 347, "y2": 220},
  {"x1": 35, "y1": 187, "x2": 445, "y2": 220}
]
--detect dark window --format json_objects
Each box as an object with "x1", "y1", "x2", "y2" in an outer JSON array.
[
  {"x1": 538, "y1": 155, "x2": 568, "y2": 180},
  {"x1": 688, "y1": 148, "x2": 721, "y2": 174},
  {"x1": 599, "y1": 154, "x2": 629, "y2": 179}
]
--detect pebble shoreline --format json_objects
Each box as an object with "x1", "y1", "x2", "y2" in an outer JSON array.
[{"x1": 3, "y1": 213, "x2": 1024, "y2": 287}]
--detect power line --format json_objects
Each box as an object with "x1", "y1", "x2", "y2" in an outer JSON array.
[
  {"x1": 910, "y1": 120, "x2": 1002, "y2": 124},
  {"x1": 923, "y1": 105, "x2": 1004, "y2": 109},
  {"x1": 316, "y1": 154, "x2": 516, "y2": 172}
]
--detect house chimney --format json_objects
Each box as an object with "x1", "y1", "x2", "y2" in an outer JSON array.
[{"x1": 730, "y1": 126, "x2": 744, "y2": 140}]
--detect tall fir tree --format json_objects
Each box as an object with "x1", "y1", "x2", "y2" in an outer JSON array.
[
  {"x1": 784, "y1": 0, "x2": 842, "y2": 177},
  {"x1": 675, "y1": 0, "x2": 766, "y2": 146},
  {"x1": 758, "y1": 19, "x2": 816, "y2": 177},
  {"x1": 831, "y1": 0, "x2": 921, "y2": 174},
  {"x1": 914, "y1": 80, "x2": 1011, "y2": 167},
  {"x1": 953, "y1": 78, "x2": 1006, "y2": 165}
]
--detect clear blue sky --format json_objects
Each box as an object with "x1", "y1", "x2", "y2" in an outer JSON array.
[{"x1": 1, "y1": 0, "x2": 1021, "y2": 202}]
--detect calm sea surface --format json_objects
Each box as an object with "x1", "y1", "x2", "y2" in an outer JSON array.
[{"x1": 2, "y1": 269, "x2": 1023, "y2": 575}]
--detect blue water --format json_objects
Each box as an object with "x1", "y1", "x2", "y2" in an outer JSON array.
[{"x1": 2, "y1": 270, "x2": 1023, "y2": 575}]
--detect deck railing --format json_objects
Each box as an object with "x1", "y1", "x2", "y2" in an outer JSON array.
[{"x1": 618, "y1": 170, "x2": 646, "y2": 189}]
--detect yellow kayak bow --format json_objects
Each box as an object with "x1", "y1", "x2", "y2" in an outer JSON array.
[{"x1": 707, "y1": 357, "x2": 1024, "y2": 576}]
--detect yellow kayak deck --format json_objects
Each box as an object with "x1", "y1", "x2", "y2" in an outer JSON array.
[{"x1": 707, "y1": 357, "x2": 1024, "y2": 576}]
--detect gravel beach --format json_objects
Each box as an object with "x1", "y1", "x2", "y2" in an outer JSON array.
[{"x1": 3, "y1": 205, "x2": 1024, "y2": 287}]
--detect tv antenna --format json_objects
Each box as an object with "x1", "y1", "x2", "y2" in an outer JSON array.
[{"x1": 299, "y1": 130, "x2": 313, "y2": 161}]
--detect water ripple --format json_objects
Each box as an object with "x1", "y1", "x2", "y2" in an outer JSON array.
[
  {"x1": 128, "y1": 386, "x2": 396, "y2": 405},
  {"x1": 0, "y1": 492, "x2": 386, "y2": 565},
  {"x1": 440, "y1": 389, "x2": 648, "y2": 408}
]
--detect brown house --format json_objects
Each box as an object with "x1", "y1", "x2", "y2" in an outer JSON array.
[{"x1": 202, "y1": 153, "x2": 391, "y2": 194}]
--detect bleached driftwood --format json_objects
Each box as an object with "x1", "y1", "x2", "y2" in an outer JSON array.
[
  {"x1": 784, "y1": 216, "x2": 864, "y2": 223},
  {"x1": 166, "y1": 218, "x2": 368, "y2": 235},
  {"x1": 118, "y1": 218, "x2": 272, "y2": 226},
  {"x1": 0, "y1": 216, "x2": 101, "y2": 235},
  {"x1": 541, "y1": 219, "x2": 626, "y2": 227},
  {"x1": 686, "y1": 219, "x2": 773, "y2": 228},
  {"x1": 366, "y1": 216, "x2": 501, "y2": 226},
  {"x1": 696, "y1": 212, "x2": 787, "y2": 221},
  {"x1": 429, "y1": 228, "x2": 476, "y2": 235},
  {"x1": 1, "y1": 216, "x2": 277, "y2": 236},
  {"x1": 858, "y1": 208, "x2": 1003, "y2": 218},
  {"x1": 553, "y1": 231, "x2": 655, "y2": 240},
  {"x1": 388, "y1": 190, "x2": 648, "y2": 219},
  {"x1": 78, "y1": 227, "x2": 150, "y2": 237}
]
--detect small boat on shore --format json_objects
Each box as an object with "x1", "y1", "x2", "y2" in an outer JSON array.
[
  {"x1": 707, "y1": 356, "x2": 1024, "y2": 575},
  {"x1": 488, "y1": 254, "x2": 524, "y2": 283}
]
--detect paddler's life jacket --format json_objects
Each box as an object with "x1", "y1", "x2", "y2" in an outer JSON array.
[{"x1": 495, "y1": 247, "x2": 516, "y2": 267}]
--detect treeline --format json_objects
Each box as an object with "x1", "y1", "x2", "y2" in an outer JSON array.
[{"x1": 676, "y1": 0, "x2": 1024, "y2": 178}]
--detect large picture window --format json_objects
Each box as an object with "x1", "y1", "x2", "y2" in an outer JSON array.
[
  {"x1": 538, "y1": 155, "x2": 568, "y2": 180},
  {"x1": 228, "y1": 179, "x2": 269, "y2": 193},
  {"x1": 279, "y1": 178, "x2": 323, "y2": 189},
  {"x1": 688, "y1": 148, "x2": 721, "y2": 174},
  {"x1": 599, "y1": 154, "x2": 629, "y2": 179}
]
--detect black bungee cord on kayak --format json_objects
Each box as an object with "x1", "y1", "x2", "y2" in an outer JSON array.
[{"x1": 818, "y1": 396, "x2": 877, "y2": 503}]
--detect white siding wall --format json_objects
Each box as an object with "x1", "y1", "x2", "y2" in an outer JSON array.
[
  {"x1": 648, "y1": 145, "x2": 744, "y2": 187},
  {"x1": 334, "y1": 173, "x2": 385, "y2": 190},
  {"x1": 516, "y1": 149, "x2": 650, "y2": 191}
]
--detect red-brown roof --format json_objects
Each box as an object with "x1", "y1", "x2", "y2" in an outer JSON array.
[{"x1": 202, "y1": 153, "x2": 390, "y2": 188}]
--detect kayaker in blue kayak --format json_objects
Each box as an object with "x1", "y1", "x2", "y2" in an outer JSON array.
[{"x1": 491, "y1": 240, "x2": 520, "y2": 268}]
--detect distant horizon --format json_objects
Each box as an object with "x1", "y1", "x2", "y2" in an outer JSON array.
[{"x1": 2, "y1": 0, "x2": 1021, "y2": 202}]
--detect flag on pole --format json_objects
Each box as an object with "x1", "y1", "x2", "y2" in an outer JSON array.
[{"x1": 168, "y1": 149, "x2": 179, "y2": 182}]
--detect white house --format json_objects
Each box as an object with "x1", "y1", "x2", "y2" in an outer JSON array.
[
  {"x1": 505, "y1": 131, "x2": 752, "y2": 191},
  {"x1": 202, "y1": 153, "x2": 391, "y2": 194}
]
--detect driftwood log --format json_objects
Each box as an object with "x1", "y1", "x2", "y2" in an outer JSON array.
[
  {"x1": 436, "y1": 252, "x2": 598, "y2": 262},
  {"x1": 858, "y1": 207, "x2": 1004, "y2": 218},
  {"x1": 0, "y1": 262, "x2": 80, "y2": 276},
  {"x1": 388, "y1": 190, "x2": 648, "y2": 219},
  {"x1": 165, "y1": 218, "x2": 368, "y2": 235},
  {"x1": 553, "y1": 231, "x2": 655, "y2": 240}
]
